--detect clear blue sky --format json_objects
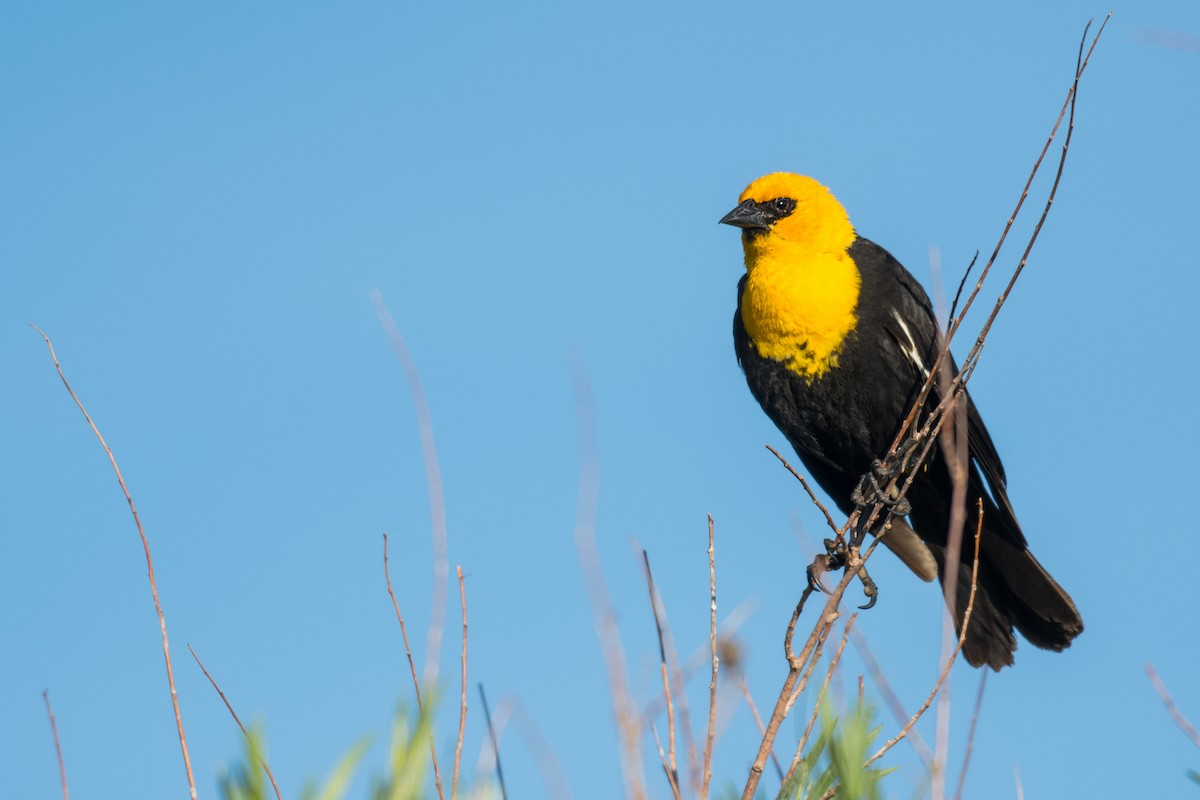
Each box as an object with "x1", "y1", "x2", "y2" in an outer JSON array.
[{"x1": 4, "y1": 3, "x2": 1199, "y2": 798}]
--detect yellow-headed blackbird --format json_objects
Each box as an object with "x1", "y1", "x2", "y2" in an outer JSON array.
[{"x1": 721, "y1": 172, "x2": 1082, "y2": 670}]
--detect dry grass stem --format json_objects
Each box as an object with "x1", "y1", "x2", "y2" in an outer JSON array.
[
  {"x1": 478, "y1": 684, "x2": 508, "y2": 800},
  {"x1": 189, "y1": 645, "x2": 283, "y2": 800},
  {"x1": 865, "y1": 506, "x2": 983, "y2": 769},
  {"x1": 570, "y1": 362, "x2": 646, "y2": 798},
  {"x1": 42, "y1": 690, "x2": 69, "y2": 800},
  {"x1": 1146, "y1": 664, "x2": 1200, "y2": 749},
  {"x1": 650, "y1": 724, "x2": 683, "y2": 800},
  {"x1": 700, "y1": 515, "x2": 719, "y2": 800},
  {"x1": 384, "y1": 533, "x2": 445, "y2": 799},
  {"x1": 739, "y1": 678, "x2": 784, "y2": 781},
  {"x1": 640, "y1": 551, "x2": 679, "y2": 790},
  {"x1": 851, "y1": 629, "x2": 933, "y2": 768},
  {"x1": 766, "y1": 445, "x2": 841, "y2": 538},
  {"x1": 787, "y1": 615, "x2": 858, "y2": 785},
  {"x1": 511, "y1": 699, "x2": 575, "y2": 800},
  {"x1": 370, "y1": 289, "x2": 450, "y2": 688},
  {"x1": 952, "y1": 671, "x2": 989, "y2": 800},
  {"x1": 453, "y1": 566, "x2": 469, "y2": 800},
  {"x1": 32, "y1": 326, "x2": 197, "y2": 800},
  {"x1": 639, "y1": 549, "x2": 701, "y2": 791}
]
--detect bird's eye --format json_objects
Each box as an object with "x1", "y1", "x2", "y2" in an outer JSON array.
[{"x1": 772, "y1": 197, "x2": 796, "y2": 215}]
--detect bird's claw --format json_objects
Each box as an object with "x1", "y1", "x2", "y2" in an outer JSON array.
[
  {"x1": 806, "y1": 536, "x2": 879, "y2": 609},
  {"x1": 851, "y1": 459, "x2": 912, "y2": 547}
]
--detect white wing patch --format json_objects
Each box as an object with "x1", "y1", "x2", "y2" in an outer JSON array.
[{"x1": 891, "y1": 309, "x2": 930, "y2": 378}]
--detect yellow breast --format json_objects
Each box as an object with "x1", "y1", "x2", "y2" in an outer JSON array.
[{"x1": 741, "y1": 238, "x2": 861, "y2": 379}]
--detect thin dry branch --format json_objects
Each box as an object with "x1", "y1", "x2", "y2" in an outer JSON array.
[
  {"x1": 384, "y1": 533, "x2": 445, "y2": 799},
  {"x1": 478, "y1": 685, "x2": 508, "y2": 800},
  {"x1": 865, "y1": 504, "x2": 983, "y2": 768},
  {"x1": 640, "y1": 551, "x2": 679, "y2": 792},
  {"x1": 787, "y1": 615, "x2": 858, "y2": 785},
  {"x1": 453, "y1": 566, "x2": 468, "y2": 800},
  {"x1": 31, "y1": 326, "x2": 197, "y2": 800},
  {"x1": 952, "y1": 671, "x2": 989, "y2": 800},
  {"x1": 767, "y1": 445, "x2": 841, "y2": 538},
  {"x1": 851, "y1": 629, "x2": 933, "y2": 769},
  {"x1": 189, "y1": 645, "x2": 283, "y2": 800},
  {"x1": 511, "y1": 698, "x2": 575, "y2": 800},
  {"x1": 739, "y1": 678, "x2": 784, "y2": 781},
  {"x1": 741, "y1": 568, "x2": 845, "y2": 800},
  {"x1": 1146, "y1": 664, "x2": 1200, "y2": 749},
  {"x1": 370, "y1": 289, "x2": 450, "y2": 688},
  {"x1": 42, "y1": 690, "x2": 69, "y2": 800},
  {"x1": 650, "y1": 725, "x2": 683, "y2": 800},
  {"x1": 700, "y1": 515, "x2": 719, "y2": 800},
  {"x1": 570, "y1": 361, "x2": 646, "y2": 798}
]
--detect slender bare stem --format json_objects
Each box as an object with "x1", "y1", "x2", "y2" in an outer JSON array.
[
  {"x1": 370, "y1": 289, "x2": 449, "y2": 688},
  {"x1": 189, "y1": 645, "x2": 283, "y2": 800},
  {"x1": 570, "y1": 361, "x2": 646, "y2": 798},
  {"x1": 952, "y1": 671, "x2": 989, "y2": 800},
  {"x1": 766, "y1": 445, "x2": 841, "y2": 538},
  {"x1": 866, "y1": 504, "x2": 983, "y2": 768},
  {"x1": 649, "y1": 725, "x2": 683, "y2": 800},
  {"x1": 1146, "y1": 664, "x2": 1200, "y2": 748},
  {"x1": 453, "y1": 566, "x2": 468, "y2": 799},
  {"x1": 478, "y1": 685, "x2": 508, "y2": 800},
  {"x1": 31, "y1": 326, "x2": 197, "y2": 800},
  {"x1": 511, "y1": 699, "x2": 575, "y2": 800},
  {"x1": 851, "y1": 629, "x2": 933, "y2": 769},
  {"x1": 384, "y1": 533, "x2": 445, "y2": 799},
  {"x1": 700, "y1": 515, "x2": 719, "y2": 800},
  {"x1": 788, "y1": 615, "x2": 858, "y2": 782},
  {"x1": 42, "y1": 690, "x2": 69, "y2": 800},
  {"x1": 640, "y1": 551, "x2": 678, "y2": 792},
  {"x1": 739, "y1": 678, "x2": 784, "y2": 781}
]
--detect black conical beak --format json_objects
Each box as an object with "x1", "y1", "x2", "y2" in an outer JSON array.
[{"x1": 719, "y1": 199, "x2": 771, "y2": 230}]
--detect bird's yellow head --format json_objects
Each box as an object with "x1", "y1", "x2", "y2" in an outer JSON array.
[
  {"x1": 721, "y1": 173, "x2": 862, "y2": 379},
  {"x1": 720, "y1": 173, "x2": 856, "y2": 269}
]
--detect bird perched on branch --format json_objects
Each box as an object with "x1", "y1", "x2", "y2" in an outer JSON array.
[{"x1": 721, "y1": 172, "x2": 1082, "y2": 670}]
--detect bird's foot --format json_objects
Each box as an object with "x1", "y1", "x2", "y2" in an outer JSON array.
[
  {"x1": 805, "y1": 537, "x2": 878, "y2": 609},
  {"x1": 850, "y1": 459, "x2": 912, "y2": 548}
]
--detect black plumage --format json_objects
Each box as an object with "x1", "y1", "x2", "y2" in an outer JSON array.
[{"x1": 733, "y1": 236, "x2": 1083, "y2": 670}]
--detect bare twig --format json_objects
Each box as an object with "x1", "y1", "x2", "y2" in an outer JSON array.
[
  {"x1": 370, "y1": 289, "x2": 449, "y2": 688},
  {"x1": 453, "y1": 566, "x2": 469, "y2": 800},
  {"x1": 766, "y1": 445, "x2": 841, "y2": 537},
  {"x1": 887, "y1": 14, "x2": 1111, "y2": 471},
  {"x1": 739, "y1": 678, "x2": 784, "y2": 781},
  {"x1": 948, "y1": 252, "x2": 979, "y2": 327},
  {"x1": 189, "y1": 645, "x2": 283, "y2": 800},
  {"x1": 866, "y1": 503, "x2": 983, "y2": 768},
  {"x1": 384, "y1": 533, "x2": 445, "y2": 799},
  {"x1": 42, "y1": 690, "x2": 69, "y2": 800},
  {"x1": 652, "y1": 724, "x2": 681, "y2": 800},
  {"x1": 31, "y1": 326, "x2": 197, "y2": 800},
  {"x1": 741, "y1": 540, "x2": 869, "y2": 800},
  {"x1": 478, "y1": 685, "x2": 508, "y2": 800},
  {"x1": 851, "y1": 629, "x2": 934, "y2": 769},
  {"x1": 1146, "y1": 664, "x2": 1200, "y2": 749},
  {"x1": 570, "y1": 360, "x2": 646, "y2": 798},
  {"x1": 788, "y1": 615, "x2": 858, "y2": 784},
  {"x1": 641, "y1": 551, "x2": 679, "y2": 793},
  {"x1": 952, "y1": 671, "x2": 989, "y2": 800},
  {"x1": 511, "y1": 699, "x2": 575, "y2": 800},
  {"x1": 700, "y1": 515, "x2": 719, "y2": 800},
  {"x1": 650, "y1": 725, "x2": 683, "y2": 800}
]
